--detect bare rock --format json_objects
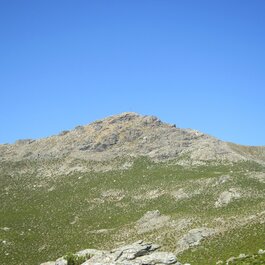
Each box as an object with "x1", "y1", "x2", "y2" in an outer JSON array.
[
  {"x1": 58, "y1": 130, "x2": 69, "y2": 136},
  {"x1": 0, "y1": 112, "x2": 251, "y2": 174},
  {"x1": 109, "y1": 112, "x2": 138, "y2": 123},
  {"x1": 15, "y1": 139, "x2": 34, "y2": 145},
  {"x1": 54, "y1": 257, "x2": 67, "y2": 265},
  {"x1": 171, "y1": 189, "x2": 189, "y2": 201},
  {"x1": 111, "y1": 240, "x2": 160, "y2": 261},
  {"x1": 101, "y1": 189, "x2": 125, "y2": 202},
  {"x1": 123, "y1": 129, "x2": 143, "y2": 142},
  {"x1": 82, "y1": 240, "x2": 180, "y2": 265},
  {"x1": 135, "y1": 251, "x2": 179, "y2": 264},
  {"x1": 135, "y1": 210, "x2": 170, "y2": 234},
  {"x1": 41, "y1": 241, "x2": 180, "y2": 265},
  {"x1": 177, "y1": 227, "x2": 216, "y2": 253},
  {"x1": 76, "y1": 248, "x2": 107, "y2": 257},
  {"x1": 213, "y1": 175, "x2": 231, "y2": 186},
  {"x1": 215, "y1": 189, "x2": 241, "y2": 208}
]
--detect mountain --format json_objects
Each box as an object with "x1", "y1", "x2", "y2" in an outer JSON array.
[
  {"x1": 1, "y1": 112, "x2": 264, "y2": 171},
  {"x1": 1, "y1": 113, "x2": 265, "y2": 265}
]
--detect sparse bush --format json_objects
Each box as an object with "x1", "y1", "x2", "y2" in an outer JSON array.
[{"x1": 64, "y1": 253, "x2": 88, "y2": 265}]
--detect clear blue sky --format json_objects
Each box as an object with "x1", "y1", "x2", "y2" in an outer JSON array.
[{"x1": 0, "y1": 0, "x2": 264, "y2": 145}]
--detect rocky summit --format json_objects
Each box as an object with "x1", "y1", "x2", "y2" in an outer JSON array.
[
  {"x1": 0, "y1": 112, "x2": 264, "y2": 176},
  {"x1": 1, "y1": 113, "x2": 265, "y2": 265},
  {"x1": 1, "y1": 112, "x2": 262, "y2": 163}
]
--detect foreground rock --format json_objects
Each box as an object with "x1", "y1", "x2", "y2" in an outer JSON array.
[{"x1": 40, "y1": 240, "x2": 181, "y2": 265}]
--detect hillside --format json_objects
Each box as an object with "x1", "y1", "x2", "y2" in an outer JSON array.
[
  {"x1": 0, "y1": 112, "x2": 250, "y2": 162},
  {"x1": 1, "y1": 113, "x2": 265, "y2": 265}
]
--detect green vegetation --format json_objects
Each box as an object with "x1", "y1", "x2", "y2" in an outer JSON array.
[
  {"x1": 64, "y1": 253, "x2": 88, "y2": 265},
  {"x1": 0, "y1": 157, "x2": 264, "y2": 265},
  {"x1": 179, "y1": 223, "x2": 265, "y2": 264},
  {"x1": 228, "y1": 253, "x2": 265, "y2": 265}
]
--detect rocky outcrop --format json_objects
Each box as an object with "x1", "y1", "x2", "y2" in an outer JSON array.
[
  {"x1": 215, "y1": 189, "x2": 241, "y2": 208},
  {"x1": 135, "y1": 210, "x2": 170, "y2": 234},
  {"x1": 177, "y1": 227, "x2": 216, "y2": 253},
  {"x1": 0, "y1": 112, "x2": 247, "y2": 167},
  {"x1": 40, "y1": 241, "x2": 181, "y2": 265}
]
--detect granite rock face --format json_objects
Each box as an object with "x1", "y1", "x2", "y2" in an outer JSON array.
[
  {"x1": 0, "y1": 112, "x2": 248, "y2": 166},
  {"x1": 40, "y1": 241, "x2": 181, "y2": 265},
  {"x1": 177, "y1": 227, "x2": 216, "y2": 253}
]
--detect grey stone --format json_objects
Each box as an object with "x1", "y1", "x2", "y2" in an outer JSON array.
[
  {"x1": 124, "y1": 129, "x2": 142, "y2": 142},
  {"x1": 135, "y1": 251, "x2": 177, "y2": 264},
  {"x1": 15, "y1": 139, "x2": 34, "y2": 145},
  {"x1": 1, "y1": 112, "x2": 250, "y2": 169},
  {"x1": 45, "y1": 241, "x2": 180, "y2": 265},
  {"x1": 215, "y1": 189, "x2": 240, "y2": 208},
  {"x1": 142, "y1": 115, "x2": 161, "y2": 126},
  {"x1": 93, "y1": 123, "x2": 103, "y2": 131},
  {"x1": 75, "y1": 125, "x2": 85, "y2": 131},
  {"x1": 79, "y1": 140, "x2": 93, "y2": 151},
  {"x1": 55, "y1": 257, "x2": 67, "y2": 265},
  {"x1": 226, "y1": 256, "x2": 236, "y2": 263},
  {"x1": 76, "y1": 248, "x2": 106, "y2": 257},
  {"x1": 102, "y1": 133, "x2": 119, "y2": 146},
  {"x1": 58, "y1": 130, "x2": 69, "y2": 136},
  {"x1": 135, "y1": 210, "x2": 170, "y2": 234},
  {"x1": 177, "y1": 227, "x2": 216, "y2": 252},
  {"x1": 109, "y1": 112, "x2": 138, "y2": 123},
  {"x1": 92, "y1": 143, "x2": 108, "y2": 152},
  {"x1": 92, "y1": 134, "x2": 119, "y2": 152},
  {"x1": 214, "y1": 175, "x2": 231, "y2": 186},
  {"x1": 111, "y1": 240, "x2": 159, "y2": 261}
]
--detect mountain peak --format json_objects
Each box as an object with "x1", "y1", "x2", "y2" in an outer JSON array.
[
  {"x1": 96, "y1": 112, "x2": 161, "y2": 126},
  {"x1": 0, "y1": 112, "x2": 247, "y2": 165}
]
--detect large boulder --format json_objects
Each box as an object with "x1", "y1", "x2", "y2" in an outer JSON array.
[
  {"x1": 55, "y1": 257, "x2": 67, "y2": 265},
  {"x1": 135, "y1": 210, "x2": 170, "y2": 234},
  {"x1": 41, "y1": 241, "x2": 181, "y2": 265},
  {"x1": 215, "y1": 189, "x2": 240, "y2": 207},
  {"x1": 177, "y1": 227, "x2": 216, "y2": 253},
  {"x1": 135, "y1": 251, "x2": 180, "y2": 264}
]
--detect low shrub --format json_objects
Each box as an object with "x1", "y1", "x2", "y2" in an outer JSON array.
[{"x1": 64, "y1": 253, "x2": 88, "y2": 265}]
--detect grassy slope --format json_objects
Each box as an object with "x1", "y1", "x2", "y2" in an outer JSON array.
[
  {"x1": 0, "y1": 158, "x2": 265, "y2": 265},
  {"x1": 179, "y1": 223, "x2": 265, "y2": 264},
  {"x1": 228, "y1": 143, "x2": 265, "y2": 162}
]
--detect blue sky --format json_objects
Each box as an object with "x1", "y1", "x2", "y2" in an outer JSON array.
[{"x1": 0, "y1": 0, "x2": 264, "y2": 145}]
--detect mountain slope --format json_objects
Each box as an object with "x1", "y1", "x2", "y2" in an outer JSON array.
[
  {"x1": 0, "y1": 112, "x2": 249, "y2": 161},
  {"x1": 0, "y1": 112, "x2": 253, "y2": 167},
  {"x1": 0, "y1": 113, "x2": 264, "y2": 265}
]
